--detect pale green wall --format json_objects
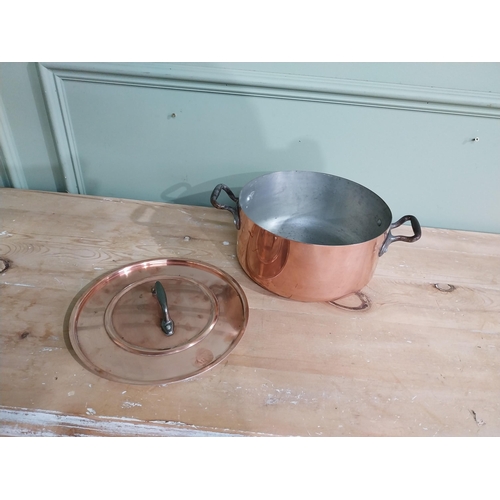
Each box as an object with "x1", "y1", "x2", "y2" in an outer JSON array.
[
  {"x1": 0, "y1": 62, "x2": 62, "y2": 191},
  {"x1": 1, "y1": 62, "x2": 499, "y2": 233}
]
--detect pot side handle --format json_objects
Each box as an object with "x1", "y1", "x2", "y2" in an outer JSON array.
[
  {"x1": 379, "y1": 215, "x2": 421, "y2": 257},
  {"x1": 210, "y1": 184, "x2": 241, "y2": 229}
]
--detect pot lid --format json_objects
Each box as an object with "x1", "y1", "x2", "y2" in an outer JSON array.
[{"x1": 68, "y1": 258, "x2": 249, "y2": 385}]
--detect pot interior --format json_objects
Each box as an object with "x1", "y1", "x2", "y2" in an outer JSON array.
[{"x1": 239, "y1": 171, "x2": 392, "y2": 246}]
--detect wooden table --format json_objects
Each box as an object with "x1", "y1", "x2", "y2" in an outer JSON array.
[{"x1": 1, "y1": 188, "x2": 499, "y2": 436}]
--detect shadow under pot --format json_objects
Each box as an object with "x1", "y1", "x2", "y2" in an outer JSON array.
[{"x1": 211, "y1": 170, "x2": 421, "y2": 302}]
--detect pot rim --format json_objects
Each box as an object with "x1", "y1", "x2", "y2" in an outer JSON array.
[{"x1": 238, "y1": 170, "x2": 394, "y2": 247}]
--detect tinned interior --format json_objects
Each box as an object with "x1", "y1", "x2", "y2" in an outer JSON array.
[{"x1": 239, "y1": 171, "x2": 392, "y2": 246}]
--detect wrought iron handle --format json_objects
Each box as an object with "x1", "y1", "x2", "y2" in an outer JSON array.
[
  {"x1": 210, "y1": 184, "x2": 240, "y2": 229},
  {"x1": 329, "y1": 291, "x2": 371, "y2": 311},
  {"x1": 152, "y1": 281, "x2": 174, "y2": 336},
  {"x1": 379, "y1": 215, "x2": 421, "y2": 256}
]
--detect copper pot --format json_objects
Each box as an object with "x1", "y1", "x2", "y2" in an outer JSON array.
[{"x1": 211, "y1": 171, "x2": 421, "y2": 302}]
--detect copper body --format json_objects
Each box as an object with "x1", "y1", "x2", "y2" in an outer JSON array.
[
  {"x1": 211, "y1": 171, "x2": 421, "y2": 303},
  {"x1": 238, "y1": 210, "x2": 383, "y2": 302}
]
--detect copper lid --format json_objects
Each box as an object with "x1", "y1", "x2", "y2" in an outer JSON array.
[{"x1": 68, "y1": 259, "x2": 249, "y2": 384}]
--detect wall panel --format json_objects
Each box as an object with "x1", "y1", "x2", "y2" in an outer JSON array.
[
  {"x1": 34, "y1": 62, "x2": 500, "y2": 233},
  {"x1": 1, "y1": 62, "x2": 498, "y2": 233}
]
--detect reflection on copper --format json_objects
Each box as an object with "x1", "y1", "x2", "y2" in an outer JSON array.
[
  {"x1": 237, "y1": 211, "x2": 383, "y2": 302},
  {"x1": 245, "y1": 226, "x2": 290, "y2": 280}
]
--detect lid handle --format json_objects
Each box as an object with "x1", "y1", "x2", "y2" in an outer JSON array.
[{"x1": 152, "y1": 281, "x2": 174, "y2": 336}]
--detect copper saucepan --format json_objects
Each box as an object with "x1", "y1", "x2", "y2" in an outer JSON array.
[{"x1": 211, "y1": 171, "x2": 421, "y2": 302}]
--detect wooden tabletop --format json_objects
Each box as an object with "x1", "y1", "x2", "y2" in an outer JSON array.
[{"x1": 1, "y1": 188, "x2": 499, "y2": 436}]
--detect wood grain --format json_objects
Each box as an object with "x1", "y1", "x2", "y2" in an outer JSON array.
[{"x1": 1, "y1": 188, "x2": 499, "y2": 436}]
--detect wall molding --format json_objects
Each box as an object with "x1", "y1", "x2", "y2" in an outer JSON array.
[
  {"x1": 40, "y1": 62, "x2": 500, "y2": 117},
  {"x1": 38, "y1": 62, "x2": 500, "y2": 194},
  {"x1": 38, "y1": 64, "x2": 86, "y2": 194},
  {"x1": 0, "y1": 95, "x2": 28, "y2": 189}
]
